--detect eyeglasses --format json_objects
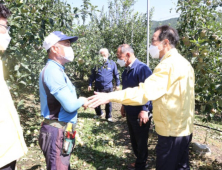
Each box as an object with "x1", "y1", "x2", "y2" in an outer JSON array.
[{"x1": 0, "y1": 24, "x2": 10, "y2": 31}]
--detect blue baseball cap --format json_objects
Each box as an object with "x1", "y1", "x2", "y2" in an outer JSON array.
[{"x1": 43, "y1": 31, "x2": 78, "y2": 50}]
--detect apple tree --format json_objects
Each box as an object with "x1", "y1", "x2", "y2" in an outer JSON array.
[
  {"x1": 67, "y1": 0, "x2": 154, "y2": 80},
  {"x1": 176, "y1": 0, "x2": 222, "y2": 121},
  {"x1": 2, "y1": 0, "x2": 80, "y2": 99}
]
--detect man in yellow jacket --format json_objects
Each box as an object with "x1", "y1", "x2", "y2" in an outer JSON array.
[
  {"x1": 0, "y1": 4, "x2": 28, "y2": 169},
  {"x1": 88, "y1": 25, "x2": 195, "y2": 170}
]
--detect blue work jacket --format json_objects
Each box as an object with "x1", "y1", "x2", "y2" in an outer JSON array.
[
  {"x1": 89, "y1": 59, "x2": 120, "y2": 90},
  {"x1": 122, "y1": 59, "x2": 152, "y2": 115}
]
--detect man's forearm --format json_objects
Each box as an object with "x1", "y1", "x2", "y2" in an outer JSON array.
[
  {"x1": 108, "y1": 85, "x2": 148, "y2": 106},
  {"x1": 54, "y1": 86, "x2": 85, "y2": 113}
]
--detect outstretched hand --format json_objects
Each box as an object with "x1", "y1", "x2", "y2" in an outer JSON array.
[{"x1": 87, "y1": 91, "x2": 110, "y2": 108}]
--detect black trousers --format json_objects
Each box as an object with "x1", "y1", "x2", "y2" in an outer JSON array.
[
  {"x1": 0, "y1": 160, "x2": 16, "y2": 170},
  {"x1": 126, "y1": 113, "x2": 151, "y2": 170},
  {"x1": 94, "y1": 88, "x2": 112, "y2": 119},
  {"x1": 156, "y1": 134, "x2": 192, "y2": 170}
]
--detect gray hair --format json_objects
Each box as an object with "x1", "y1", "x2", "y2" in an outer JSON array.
[
  {"x1": 118, "y1": 44, "x2": 134, "y2": 54},
  {"x1": 99, "y1": 48, "x2": 109, "y2": 56}
]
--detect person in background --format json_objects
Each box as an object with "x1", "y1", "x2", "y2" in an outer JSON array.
[
  {"x1": 87, "y1": 25, "x2": 195, "y2": 170},
  {"x1": 0, "y1": 4, "x2": 28, "y2": 170},
  {"x1": 88, "y1": 48, "x2": 120, "y2": 122},
  {"x1": 116, "y1": 44, "x2": 152, "y2": 170},
  {"x1": 39, "y1": 31, "x2": 88, "y2": 170}
]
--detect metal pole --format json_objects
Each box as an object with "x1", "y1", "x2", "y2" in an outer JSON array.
[{"x1": 147, "y1": 0, "x2": 149, "y2": 66}]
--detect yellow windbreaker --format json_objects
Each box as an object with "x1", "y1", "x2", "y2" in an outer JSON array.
[
  {"x1": 109, "y1": 48, "x2": 195, "y2": 137},
  {"x1": 0, "y1": 59, "x2": 28, "y2": 168}
]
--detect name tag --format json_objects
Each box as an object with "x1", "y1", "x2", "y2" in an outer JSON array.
[{"x1": 108, "y1": 68, "x2": 111, "y2": 70}]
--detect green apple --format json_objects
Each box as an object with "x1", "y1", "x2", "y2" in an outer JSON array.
[
  {"x1": 200, "y1": 30, "x2": 206, "y2": 38},
  {"x1": 34, "y1": 129, "x2": 38, "y2": 134},
  {"x1": 26, "y1": 130, "x2": 31, "y2": 135},
  {"x1": 184, "y1": 41, "x2": 190, "y2": 47},
  {"x1": 216, "y1": 43, "x2": 221, "y2": 48},
  {"x1": 212, "y1": 34, "x2": 218, "y2": 42},
  {"x1": 192, "y1": 52, "x2": 199, "y2": 57},
  {"x1": 211, "y1": 108, "x2": 217, "y2": 114},
  {"x1": 78, "y1": 58, "x2": 84, "y2": 64},
  {"x1": 198, "y1": 58, "x2": 203, "y2": 62},
  {"x1": 182, "y1": 36, "x2": 189, "y2": 42},
  {"x1": 30, "y1": 143, "x2": 34, "y2": 147},
  {"x1": 108, "y1": 141, "x2": 114, "y2": 147},
  {"x1": 206, "y1": 1, "x2": 211, "y2": 6},
  {"x1": 201, "y1": 49, "x2": 209, "y2": 56}
]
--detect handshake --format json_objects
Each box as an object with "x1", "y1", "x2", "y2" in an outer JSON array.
[{"x1": 79, "y1": 91, "x2": 111, "y2": 109}]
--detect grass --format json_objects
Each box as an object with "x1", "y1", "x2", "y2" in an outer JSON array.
[
  {"x1": 70, "y1": 107, "x2": 135, "y2": 170},
  {"x1": 194, "y1": 114, "x2": 222, "y2": 131}
]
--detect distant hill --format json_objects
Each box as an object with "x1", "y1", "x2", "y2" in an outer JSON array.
[
  {"x1": 151, "y1": 18, "x2": 178, "y2": 32},
  {"x1": 150, "y1": 16, "x2": 222, "y2": 35}
]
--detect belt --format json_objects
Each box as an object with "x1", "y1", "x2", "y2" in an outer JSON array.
[
  {"x1": 43, "y1": 119, "x2": 77, "y2": 130},
  {"x1": 43, "y1": 119, "x2": 67, "y2": 130}
]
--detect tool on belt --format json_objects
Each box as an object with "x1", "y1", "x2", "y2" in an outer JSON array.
[{"x1": 62, "y1": 122, "x2": 76, "y2": 155}]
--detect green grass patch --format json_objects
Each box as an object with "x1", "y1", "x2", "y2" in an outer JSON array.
[{"x1": 70, "y1": 107, "x2": 133, "y2": 170}]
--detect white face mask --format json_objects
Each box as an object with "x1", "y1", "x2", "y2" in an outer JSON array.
[
  {"x1": 117, "y1": 59, "x2": 126, "y2": 67},
  {"x1": 149, "y1": 45, "x2": 160, "y2": 59},
  {"x1": 63, "y1": 47, "x2": 74, "y2": 62},
  {"x1": 102, "y1": 57, "x2": 108, "y2": 61},
  {"x1": 0, "y1": 32, "x2": 11, "y2": 50}
]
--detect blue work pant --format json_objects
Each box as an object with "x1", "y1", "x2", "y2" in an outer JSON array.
[
  {"x1": 126, "y1": 112, "x2": 151, "y2": 170},
  {"x1": 156, "y1": 134, "x2": 192, "y2": 170},
  {"x1": 38, "y1": 123, "x2": 73, "y2": 170}
]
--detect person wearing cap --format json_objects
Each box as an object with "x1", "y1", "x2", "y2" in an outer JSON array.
[
  {"x1": 88, "y1": 48, "x2": 120, "y2": 122},
  {"x1": 87, "y1": 25, "x2": 195, "y2": 170},
  {"x1": 39, "y1": 31, "x2": 88, "y2": 170},
  {"x1": 0, "y1": 4, "x2": 28, "y2": 170}
]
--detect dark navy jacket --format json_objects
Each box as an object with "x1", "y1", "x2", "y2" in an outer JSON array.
[
  {"x1": 89, "y1": 59, "x2": 120, "y2": 90},
  {"x1": 122, "y1": 59, "x2": 152, "y2": 115}
]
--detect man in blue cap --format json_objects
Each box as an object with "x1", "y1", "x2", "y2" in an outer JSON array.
[{"x1": 39, "y1": 31, "x2": 88, "y2": 170}]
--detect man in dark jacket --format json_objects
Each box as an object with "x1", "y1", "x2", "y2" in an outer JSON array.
[
  {"x1": 88, "y1": 48, "x2": 120, "y2": 122},
  {"x1": 116, "y1": 44, "x2": 152, "y2": 170}
]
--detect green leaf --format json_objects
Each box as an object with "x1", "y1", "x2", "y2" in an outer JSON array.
[
  {"x1": 19, "y1": 81, "x2": 26, "y2": 86},
  {"x1": 14, "y1": 64, "x2": 20, "y2": 71}
]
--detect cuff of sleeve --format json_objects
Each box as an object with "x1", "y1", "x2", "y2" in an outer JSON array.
[
  {"x1": 108, "y1": 91, "x2": 121, "y2": 102},
  {"x1": 78, "y1": 97, "x2": 85, "y2": 106},
  {"x1": 142, "y1": 106, "x2": 148, "y2": 111}
]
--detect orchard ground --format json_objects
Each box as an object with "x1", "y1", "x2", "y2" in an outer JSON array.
[{"x1": 16, "y1": 79, "x2": 222, "y2": 170}]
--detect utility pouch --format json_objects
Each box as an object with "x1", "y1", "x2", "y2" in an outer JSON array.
[{"x1": 62, "y1": 123, "x2": 76, "y2": 155}]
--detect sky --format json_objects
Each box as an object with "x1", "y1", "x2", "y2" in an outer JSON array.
[{"x1": 64, "y1": 0, "x2": 180, "y2": 21}]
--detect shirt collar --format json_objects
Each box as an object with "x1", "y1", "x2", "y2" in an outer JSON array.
[
  {"x1": 160, "y1": 48, "x2": 178, "y2": 62},
  {"x1": 128, "y1": 58, "x2": 137, "y2": 68},
  {"x1": 126, "y1": 58, "x2": 137, "y2": 72},
  {"x1": 48, "y1": 59, "x2": 65, "y2": 70},
  {"x1": 104, "y1": 59, "x2": 110, "y2": 65}
]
